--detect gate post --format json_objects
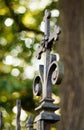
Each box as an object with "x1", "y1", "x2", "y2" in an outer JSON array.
[{"x1": 33, "y1": 9, "x2": 64, "y2": 130}]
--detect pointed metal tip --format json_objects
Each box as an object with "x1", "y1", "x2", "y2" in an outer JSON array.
[
  {"x1": 45, "y1": 9, "x2": 51, "y2": 18},
  {"x1": 26, "y1": 116, "x2": 33, "y2": 128},
  {"x1": 27, "y1": 116, "x2": 33, "y2": 124}
]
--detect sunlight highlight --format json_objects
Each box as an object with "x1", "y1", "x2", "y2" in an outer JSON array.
[
  {"x1": 52, "y1": 94, "x2": 60, "y2": 104},
  {"x1": 16, "y1": 6, "x2": 26, "y2": 14},
  {"x1": 3, "y1": 55, "x2": 22, "y2": 66},
  {"x1": 55, "y1": 109, "x2": 61, "y2": 116},
  {"x1": 29, "y1": 2, "x2": 37, "y2": 11},
  {"x1": 4, "y1": 18, "x2": 13, "y2": 27},
  {"x1": 40, "y1": 21, "x2": 45, "y2": 32},
  {"x1": 11, "y1": 68, "x2": 20, "y2": 77},
  {"x1": 22, "y1": 65, "x2": 35, "y2": 79},
  {"x1": 25, "y1": 38, "x2": 33, "y2": 48},
  {"x1": 29, "y1": 0, "x2": 52, "y2": 11},
  {"x1": 51, "y1": 9, "x2": 60, "y2": 17},
  {"x1": 10, "y1": 45, "x2": 23, "y2": 57},
  {"x1": 0, "y1": 37, "x2": 7, "y2": 46},
  {"x1": 13, "y1": 106, "x2": 27, "y2": 121},
  {"x1": 4, "y1": 55, "x2": 13, "y2": 65}
]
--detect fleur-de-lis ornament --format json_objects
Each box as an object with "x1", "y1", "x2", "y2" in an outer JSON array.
[{"x1": 33, "y1": 9, "x2": 64, "y2": 130}]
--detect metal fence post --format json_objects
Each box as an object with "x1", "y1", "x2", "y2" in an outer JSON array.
[
  {"x1": 0, "y1": 9, "x2": 63, "y2": 130},
  {"x1": 8, "y1": 126, "x2": 10, "y2": 130},
  {"x1": 26, "y1": 116, "x2": 33, "y2": 130},
  {"x1": 0, "y1": 112, "x2": 3, "y2": 130},
  {"x1": 33, "y1": 9, "x2": 64, "y2": 130},
  {"x1": 16, "y1": 99, "x2": 21, "y2": 130}
]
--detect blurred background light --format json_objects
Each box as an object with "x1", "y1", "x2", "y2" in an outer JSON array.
[
  {"x1": 29, "y1": 0, "x2": 52, "y2": 11},
  {"x1": 0, "y1": 37, "x2": 7, "y2": 46},
  {"x1": 4, "y1": 18, "x2": 14, "y2": 27},
  {"x1": 12, "y1": 106, "x2": 27, "y2": 121},
  {"x1": 40, "y1": 21, "x2": 45, "y2": 32},
  {"x1": 16, "y1": 6, "x2": 26, "y2": 14},
  {"x1": 11, "y1": 68, "x2": 20, "y2": 77},
  {"x1": 51, "y1": 9, "x2": 60, "y2": 17},
  {"x1": 24, "y1": 38, "x2": 33, "y2": 48},
  {"x1": 22, "y1": 65, "x2": 35, "y2": 79},
  {"x1": 3, "y1": 55, "x2": 13, "y2": 65}
]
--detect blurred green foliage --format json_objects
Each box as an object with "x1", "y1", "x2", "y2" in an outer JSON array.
[{"x1": 0, "y1": 0, "x2": 60, "y2": 128}]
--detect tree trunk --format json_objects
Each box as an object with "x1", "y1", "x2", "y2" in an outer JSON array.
[{"x1": 57, "y1": 0, "x2": 84, "y2": 130}]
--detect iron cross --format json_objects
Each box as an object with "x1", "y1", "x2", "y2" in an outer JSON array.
[
  {"x1": 36, "y1": 9, "x2": 61, "y2": 59},
  {"x1": 33, "y1": 9, "x2": 62, "y2": 130}
]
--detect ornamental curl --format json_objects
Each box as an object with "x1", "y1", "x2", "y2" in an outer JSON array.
[
  {"x1": 33, "y1": 76, "x2": 42, "y2": 96},
  {"x1": 48, "y1": 61, "x2": 64, "y2": 85}
]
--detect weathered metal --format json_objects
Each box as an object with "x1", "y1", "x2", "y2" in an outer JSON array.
[
  {"x1": 0, "y1": 9, "x2": 63, "y2": 130},
  {"x1": 16, "y1": 100, "x2": 21, "y2": 130},
  {"x1": 26, "y1": 116, "x2": 34, "y2": 130},
  {"x1": 8, "y1": 126, "x2": 10, "y2": 130},
  {"x1": 33, "y1": 9, "x2": 63, "y2": 130},
  {"x1": 0, "y1": 112, "x2": 3, "y2": 130}
]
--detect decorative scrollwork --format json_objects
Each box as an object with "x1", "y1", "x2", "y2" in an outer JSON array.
[
  {"x1": 33, "y1": 76, "x2": 42, "y2": 96},
  {"x1": 48, "y1": 61, "x2": 64, "y2": 85},
  {"x1": 52, "y1": 61, "x2": 64, "y2": 85}
]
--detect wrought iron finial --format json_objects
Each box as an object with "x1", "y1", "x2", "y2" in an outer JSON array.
[
  {"x1": 33, "y1": 9, "x2": 64, "y2": 130},
  {"x1": 36, "y1": 10, "x2": 61, "y2": 59},
  {"x1": 34, "y1": 9, "x2": 63, "y2": 100}
]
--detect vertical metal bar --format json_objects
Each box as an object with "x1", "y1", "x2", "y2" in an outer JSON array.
[
  {"x1": 42, "y1": 10, "x2": 51, "y2": 130},
  {"x1": 43, "y1": 9, "x2": 51, "y2": 99},
  {"x1": 26, "y1": 116, "x2": 33, "y2": 130},
  {"x1": 16, "y1": 99, "x2": 21, "y2": 130},
  {"x1": 0, "y1": 112, "x2": 3, "y2": 130},
  {"x1": 44, "y1": 9, "x2": 51, "y2": 40},
  {"x1": 43, "y1": 49, "x2": 51, "y2": 99},
  {"x1": 34, "y1": 9, "x2": 61, "y2": 130},
  {"x1": 8, "y1": 126, "x2": 10, "y2": 130},
  {"x1": 37, "y1": 120, "x2": 51, "y2": 130},
  {"x1": 44, "y1": 121, "x2": 51, "y2": 130},
  {"x1": 37, "y1": 120, "x2": 44, "y2": 130}
]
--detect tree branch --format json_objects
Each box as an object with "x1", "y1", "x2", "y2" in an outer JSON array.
[{"x1": 4, "y1": 0, "x2": 43, "y2": 35}]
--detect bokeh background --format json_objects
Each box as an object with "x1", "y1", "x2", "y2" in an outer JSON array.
[{"x1": 0, "y1": 0, "x2": 84, "y2": 130}]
